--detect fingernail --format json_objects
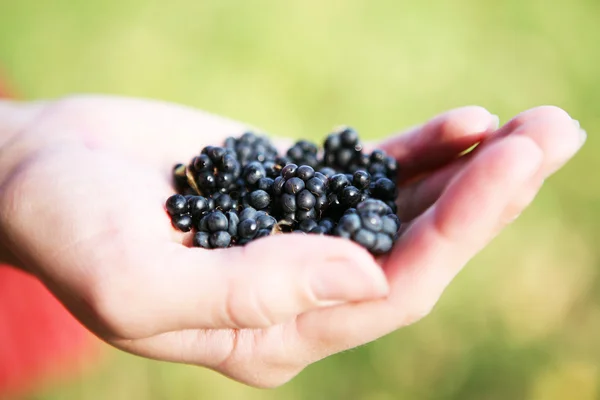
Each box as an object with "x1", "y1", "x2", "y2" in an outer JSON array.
[
  {"x1": 489, "y1": 114, "x2": 500, "y2": 130},
  {"x1": 579, "y1": 128, "x2": 587, "y2": 147},
  {"x1": 311, "y1": 260, "x2": 389, "y2": 304}
]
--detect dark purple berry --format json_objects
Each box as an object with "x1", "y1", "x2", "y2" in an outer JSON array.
[
  {"x1": 255, "y1": 229, "x2": 271, "y2": 239},
  {"x1": 371, "y1": 233, "x2": 393, "y2": 255},
  {"x1": 306, "y1": 177, "x2": 326, "y2": 195},
  {"x1": 353, "y1": 229, "x2": 376, "y2": 249},
  {"x1": 193, "y1": 231, "x2": 211, "y2": 248},
  {"x1": 296, "y1": 208, "x2": 317, "y2": 221},
  {"x1": 188, "y1": 196, "x2": 210, "y2": 218},
  {"x1": 243, "y1": 161, "x2": 266, "y2": 185},
  {"x1": 249, "y1": 190, "x2": 271, "y2": 210},
  {"x1": 299, "y1": 218, "x2": 319, "y2": 232},
  {"x1": 239, "y1": 207, "x2": 257, "y2": 221},
  {"x1": 193, "y1": 154, "x2": 212, "y2": 171},
  {"x1": 284, "y1": 177, "x2": 305, "y2": 194},
  {"x1": 226, "y1": 211, "x2": 239, "y2": 237},
  {"x1": 272, "y1": 176, "x2": 286, "y2": 196},
  {"x1": 210, "y1": 231, "x2": 231, "y2": 248},
  {"x1": 257, "y1": 177, "x2": 274, "y2": 192},
  {"x1": 382, "y1": 215, "x2": 400, "y2": 236},
  {"x1": 353, "y1": 170, "x2": 371, "y2": 190},
  {"x1": 214, "y1": 193, "x2": 234, "y2": 211},
  {"x1": 340, "y1": 186, "x2": 361, "y2": 207},
  {"x1": 171, "y1": 214, "x2": 193, "y2": 232},
  {"x1": 281, "y1": 163, "x2": 298, "y2": 179},
  {"x1": 296, "y1": 190, "x2": 316, "y2": 210},
  {"x1": 296, "y1": 165, "x2": 315, "y2": 181},
  {"x1": 166, "y1": 194, "x2": 188, "y2": 216},
  {"x1": 361, "y1": 213, "x2": 383, "y2": 232},
  {"x1": 372, "y1": 177, "x2": 396, "y2": 200},
  {"x1": 330, "y1": 174, "x2": 350, "y2": 193},
  {"x1": 207, "y1": 211, "x2": 228, "y2": 232},
  {"x1": 281, "y1": 193, "x2": 297, "y2": 213},
  {"x1": 338, "y1": 214, "x2": 361, "y2": 234},
  {"x1": 256, "y1": 214, "x2": 277, "y2": 230},
  {"x1": 238, "y1": 218, "x2": 259, "y2": 239}
]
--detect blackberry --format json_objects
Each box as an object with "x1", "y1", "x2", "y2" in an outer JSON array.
[
  {"x1": 235, "y1": 207, "x2": 274, "y2": 245},
  {"x1": 286, "y1": 140, "x2": 319, "y2": 168},
  {"x1": 334, "y1": 199, "x2": 400, "y2": 254},
  {"x1": 194, "y1": 210, "x2": 234, "y2": 249},
  {"x1": 224, "y1": 131, "x2": 279, "y2": 167},
  {"x1": 272, "y1": 164, "x2": 327, "y2": 226},
  {"x1": 165, "y1": 194, "x2": 196, "y2": 232},
  {"x1": 366, "y1": 150, "x2": 398, "y2": 181},
  {"x1": 323, "y1": 126, "x2": 363, "y2": 171},
  {"x1": 166, "y1": 126, "x2": 403, "y2": 256},
  {"x1": 187, "y1": 195, "x2": 213, "y2": 225},
  {"x1": 369, "y1": 177, "x2": 398, "y2": 214},
  {"x1": 191, "y1": 146, "x2": 242, "y2": 196},
  {"x1": 323, "y1": 172, "x2": 366, "y2": 219}
]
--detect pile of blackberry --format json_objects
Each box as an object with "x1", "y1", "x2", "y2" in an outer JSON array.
[{"x1": 165, "y1": 126, "x2": 402, "y2": 255}]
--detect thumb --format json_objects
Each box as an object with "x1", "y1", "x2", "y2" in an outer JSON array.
[
  {"x1": 111, "y1": 235, "x2": 389, "y2": 338},
  {"x1": 209, "y1": 234, "x2": 389, "y2": 328}
]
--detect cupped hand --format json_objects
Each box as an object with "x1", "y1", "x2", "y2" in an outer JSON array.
[{"x1": 0, "y1": 96, "x2": 584, "y2": 387}]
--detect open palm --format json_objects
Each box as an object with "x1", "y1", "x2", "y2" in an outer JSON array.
[{"x1": 0, "y1": 96, "x2": 583, "y2": 387}]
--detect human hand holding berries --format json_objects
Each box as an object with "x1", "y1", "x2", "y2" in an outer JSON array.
[{"x1": 0, "y1": 96, "x2": 584, "y2": 387}]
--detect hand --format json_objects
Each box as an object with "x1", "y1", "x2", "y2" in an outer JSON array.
[{"x1": 0, "y1": 96, "x2": 584, "y2": 387}]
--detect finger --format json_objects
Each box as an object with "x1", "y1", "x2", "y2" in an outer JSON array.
[
  {"x1": 96, "y1": 234, "x2": 388, "y2": 340},
  {"x1": 491, "y1": 106, "x2": 584, "y2": 224},
  {"x1": 377, "y1": 106, "x2": 499, "y2": 181},
  {"x1": 282, "y1": 135, "x2": 543, "y2": 364},
  {"x1": 112, "y1": 326, "x2": 299, "y2": 388},
  {"x1": 395, "y1": 105, "x2": 584, "y2": 222}
]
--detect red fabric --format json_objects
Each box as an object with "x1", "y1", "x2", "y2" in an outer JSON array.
[
  {"x1": 0, "y1": 75, "x2": 101, "y2": 398},
  {"x1": 0, "y1": 267, "x2": 98, "y2": 397}
]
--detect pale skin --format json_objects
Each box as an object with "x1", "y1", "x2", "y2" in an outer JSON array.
[{"x1": 0, "y1": 96, "x2": 585, "y2": 387}]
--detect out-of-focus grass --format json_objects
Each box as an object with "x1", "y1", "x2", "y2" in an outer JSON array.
[{"x1": 1, "y1": 0, "x2": 599, "y2": 398}]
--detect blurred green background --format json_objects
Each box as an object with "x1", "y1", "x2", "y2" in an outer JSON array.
[{"x1": 1, "y1": 0, "x2": 599, "y2": 399}]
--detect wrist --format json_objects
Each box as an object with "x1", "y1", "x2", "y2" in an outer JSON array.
[{"x1": 0, "y1": 100, "x2": 47, "y2": 273}]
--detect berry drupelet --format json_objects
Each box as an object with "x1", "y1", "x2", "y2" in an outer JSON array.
[
  {"x1": 165, "y1": 194, "x2": 194, "y2": 232},
  {"x1": 334, "y1": 199, "x2": 400, "y2": 254},
  {"x1": 224, "y1": 132, "x2": 279, "y2": 167},
  {"x1": 286, "y1": 140, "x2": 320, "y2": 168}
]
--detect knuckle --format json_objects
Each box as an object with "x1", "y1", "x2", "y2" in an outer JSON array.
[{"x1": 222, "y1": 272, "x2": 275, "y2": 329}]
